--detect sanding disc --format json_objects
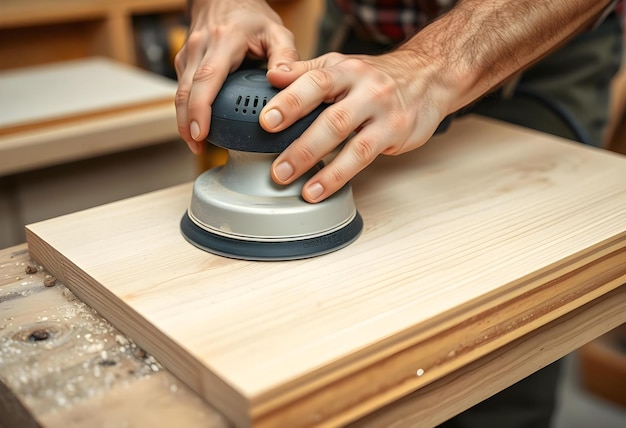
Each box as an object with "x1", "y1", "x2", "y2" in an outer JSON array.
[{"x1": 180, "y1": 210, "x2": 363, "y2": 261}]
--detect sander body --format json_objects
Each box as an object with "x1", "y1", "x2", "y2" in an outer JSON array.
[{"x1": 180, "y1": 69, "x2": 363, "y2": 260}]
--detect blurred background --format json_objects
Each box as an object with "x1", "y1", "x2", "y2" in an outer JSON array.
[{"x1": 0, "y1": 1, "x2": 623, "y2": 426}]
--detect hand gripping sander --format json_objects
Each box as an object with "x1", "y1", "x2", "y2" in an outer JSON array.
[{"x1": 180, "y1": 69, "x2": 363, "y2": 260}]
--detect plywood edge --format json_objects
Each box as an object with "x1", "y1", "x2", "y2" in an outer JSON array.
[
  {"x1": 249, "y1": 234, "x2": 626, "y2": 427},
  {"x1": 24, "y1": 227, "x2": 252, "y2": 428},
  {"x1": 348, "y1": 285, "x2": 626, "y2": 428}
]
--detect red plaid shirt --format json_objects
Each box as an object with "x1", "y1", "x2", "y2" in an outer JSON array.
[
  {"x1": 335, "y1": 0, "x2": 455, "y2": 43},
  {"x1": 335, "y1": 0, "x2": 623, "y2": 44}
]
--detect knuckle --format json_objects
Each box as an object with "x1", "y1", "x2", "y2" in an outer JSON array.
[
  {"x1": 387, "y1": 111, "x2": 410, "y2": 132},
  {"x1": 295, "y1": 143, "x2": 317, "y2": 165},
  {"x1": 282, "y1": 91, "x2": 304, "y2": 111},
  {"x1": 174, "y1": 50, "x2": 185, "y2": 73},
  {"x1": 193, "y1": 64, "x2": 218, "y2": 83},
  {"x1": 174, "y1": 88, "x2": 190, "y2": 107},
  {"x1": 324, "y1": 107, "x2": 353, "y2": 140},
  {"x1": 368, "y1": 79, "x2": 394, "y2": 100},
  {"x1": 278, "y1": 46, "x2": 299, "y2": 62},
  {"x1": 327, "y1": 166, "x2": 346, "y2": 185},
  {"x1": 274, "y1": 24, "x2": 296, "y2": 44},
  {"x1": 325, "y1": 52, "x2": 343, "y2": 62},
  {"x1": 185, "y1": 31, "x2": 205, "y2": 51},
  {"x1": 308, "y1": 69, "x2": 333, "y2": 92},
  {"x1": 342, "y1": 57, "x2": 368, "y2": 73},
  {"x1": 352, "y1": 137, "x2": 378, "y2": 164}
]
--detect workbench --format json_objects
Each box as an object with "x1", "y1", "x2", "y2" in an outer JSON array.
[{"x1": 1, "y1": 116, "x2": 625, "y2": 427}]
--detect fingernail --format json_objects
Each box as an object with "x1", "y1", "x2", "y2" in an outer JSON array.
[
  {"x1": 264, "y1": 109, "x2": 283, "y2": 128},
  {"x1": 276, "y1": 64, "x2": 291, "y2": 72},
  {"x1": 306, "y1": 182, "x2": 324, "y2": 200},
  {"x1": 190, "y1": 121, "x2": 200, "y2": 140},
  {"x1": 274, "y1": 161, "x2": 294, "y2": 182}
]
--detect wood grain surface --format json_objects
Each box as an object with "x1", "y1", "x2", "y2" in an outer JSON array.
[{"x1": 25, "y1": 116, "x2": 626, "y2": 427}]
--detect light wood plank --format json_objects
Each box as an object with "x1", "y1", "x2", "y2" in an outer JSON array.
[
  {"x1": 0, "y1": 58, "x2": 181, "y2": 176},
  {"x1": 0, "y1": 103, "x2": 180, "y2": 176},
  {"x1": 25, "y1": 116, "x2": 626, "y2": 427},
  {"x1": 0, "y1": 57, "x2": 176, "y2": 133}
]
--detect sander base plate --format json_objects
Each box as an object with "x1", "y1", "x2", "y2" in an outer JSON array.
[{"x1": 180, "y1": 211, "x2": 363, "y2": 261}]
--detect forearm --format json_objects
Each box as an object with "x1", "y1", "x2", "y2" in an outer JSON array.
[{"x1": 398, "y1": 0, "x2": 615, "y2": 114}]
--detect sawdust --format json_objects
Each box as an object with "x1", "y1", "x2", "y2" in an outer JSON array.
[
  {"x1": 43, "y1": 276, "x2": 56, "y2": 287},
  {"x1": 0, "y1": 259, "x2": 162, "y2": 415}
]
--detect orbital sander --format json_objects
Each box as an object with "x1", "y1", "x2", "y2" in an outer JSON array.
[{"x1": 180, "y1": 69, "x2": 363, "y2": 260}]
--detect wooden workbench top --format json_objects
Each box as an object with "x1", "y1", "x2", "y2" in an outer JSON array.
[{"x1": 23, "y1": 116, "x2": 626, "y2": 427}]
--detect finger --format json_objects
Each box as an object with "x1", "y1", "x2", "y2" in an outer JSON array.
[
  {"x1": 266, "y1": 53, "x2": 336, "y2": 89},
  {"x1": 175, "y1": 86, "x2": 200, "y2": 154},
  {"x1": 261, "y1": 63, "x2": 347, "y2": 133},
  {"x1": 175, "y1": 47, "x2": 200, "y2": 153},
  {"x1": 265, "y1": 27, "x2": 299, "y2": 72},
  {"x1": 186, "y1": 40, "x2": 248, "y2": 147},
  {"x1": 174, "y1": 36, "x2": 207, "y2": 154},
  {"x1": 270, "y1": 98, "x2": 373, "y2": 186},
  {"x1": 302, "y1": 127, "x2": 384, "y2": 203}
]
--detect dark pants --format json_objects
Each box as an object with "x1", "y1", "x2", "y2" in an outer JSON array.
[
  {"x1": 471, "y1": 12, "x2": 623, "y2": 148},
  {"x1": 439, "y1": 361, "x2": 562, "y2": 428},
  {"x1": 317, "y1": 3, "x2": 623, "y2": 427}
]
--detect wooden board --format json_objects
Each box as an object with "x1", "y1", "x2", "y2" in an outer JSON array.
[
  {"x1": 0, "y1": 103, "x2": 180, "y2": 176},
  {"x1": 0, "y1": 57, "x2": 176, "y2": 135},
  {"x1": 0, "y1": 57, "x2": 181, "y2": 176},
  {"x1": 25, "y1": 116, "x2": 626, "y2": 427}
]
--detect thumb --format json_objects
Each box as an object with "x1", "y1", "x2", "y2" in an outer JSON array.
[
  {"x1": 265, "y1": 29, "x2": 300, "y2": 87},
  {"x1": 265, "y1": 29, "x2": 299, "y2": 76},
  {"x1": 267, "y1": 45, "x2": 299, "y2": 70},
  {"x1": 266, "y1": 54, "x2": 328, "y2": 88}
]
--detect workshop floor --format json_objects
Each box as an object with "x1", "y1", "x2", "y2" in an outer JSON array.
[{"x1": 553, "y1": 352, "x2": 626, "y2": 428}]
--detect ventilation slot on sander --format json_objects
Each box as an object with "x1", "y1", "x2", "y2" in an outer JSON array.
[{"x1": 180, "y1": 68, "x2": 363, "y2": 261}]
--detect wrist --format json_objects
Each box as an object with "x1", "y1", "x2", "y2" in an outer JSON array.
[{"x1": 394, "y1": 28, "x2": 479, "y2": 120}]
